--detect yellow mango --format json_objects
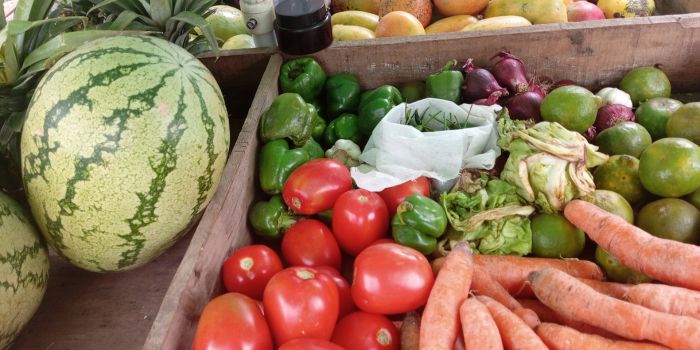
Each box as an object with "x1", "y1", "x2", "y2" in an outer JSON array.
[
  {"x1": 331, "y1": 11, "x2": 380, "y2": 31},
  {"x1": 332, "y1": 24, "x2": 376, "y2": 41},
  {"x1": 425, "y1": 15, "x2": 478, "y2": 34},
  {"x1": 461, "y1": 16, "x2": 532, "y2": 31},
  {"x1": 597, "y1": 0, "x2": 655, "y2": 18},
  {"x1": 484, "y1": 0, "x2": 568, "y2": 24}
]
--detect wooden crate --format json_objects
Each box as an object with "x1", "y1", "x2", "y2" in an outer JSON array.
[
  {"x1": 658, "y1": 0, "x2": 700, "y2": 14},
  {"x1": 145, "y1": 13, "x2": 700, "y2": 349}
]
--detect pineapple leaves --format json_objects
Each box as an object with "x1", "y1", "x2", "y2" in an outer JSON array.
[
  {"x1": 8, "y1": 17, "x2": 88, "y2": 36},
  {"x1": 150, "y1": 0, "x2": 173, "y2": 27},
  {"x1": 108, "y1": 11, "x2": 144, "y2": 30},
  {"x1": 168, "y1": 11, "x2": 218, "y2": 55}
]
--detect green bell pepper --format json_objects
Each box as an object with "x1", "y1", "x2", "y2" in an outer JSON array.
[
  {"x1": 425, "y1": 60, "x2": 464, "y2": 104},
  {"x1": 279, "y1": 57, "x2": 326, "y2": 102},
  {"x1": 249, "y1": 195, "x2": 297, "y2": 238},
  {"x1": 259, "y1": 93, "x2": 316, "y2": 147},
  {"x1": 258, "y1": 138, "x2": 323, "y2": 194},
  {"x1": 392, "y1": 194, "x2": 448, "y2": 255},
  {"x1": 311, "y1": 109, "x2": 327, "y2": 143},
  {"x1": 325, "y1": 73, "x2": 361, "y2": 119},
  {"x1": 323, "y1": 113, "x2": 361, "y2": 147},
  {"x1": 358, "y1": 85, "x2": 403, "y2": 137},
  {"x1": 400, "y1": 81, "x2": 426, "y2": 103}
]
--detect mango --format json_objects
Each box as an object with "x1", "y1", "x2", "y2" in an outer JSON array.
[
  {"x1": 433, "y1": 0, "x2": 489, "y2": 17},
  {"x1": 484, "y1": 0, "x2": 568, "y2": 24},
  {"x1": 332, "y1": 11, "x2": 380, "y2": 31},
  {"x1": 378, "y1": 0, "x2": 432, "y2": 27},
  {"x1": 331, "y1": 0, "x2": 380, "y2": 15},
  {"x1": 461, "y1": 16, "x2": 532, "y2": 31},
  {"x1": 375, "y1": 11, "x2": 426, "y2": 37},
  {"x1": 425, "y1": 15, "x2": 478, "y2": 34},
  {"x1": 332, "y1": 24, "x2": 376, "y2": 41}
]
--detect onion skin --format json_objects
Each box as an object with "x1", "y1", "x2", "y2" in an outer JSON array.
[
  {"x1": 528, "y1": 82, "x2": 547, "y2": 99},
  {"x1": 462, "y1": 59, "x2": 508, "y2": 103},
  {"x1": 491, "y1": 51, "x2": 529, "y2": 94},
  {"x1": 504, "y1": 91, "x2": 544, "y2": 121},
  {"x1": 583, "y1": 126, "x2": 597, "y2": 142},
  {"x1": 594, "y1": 104, "x2": 635, "y2": 131},
  {"x1": 567, "y1": 1, "x2": 605, "y2": 22}
]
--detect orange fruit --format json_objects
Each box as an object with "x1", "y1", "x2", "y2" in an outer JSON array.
[{"x1": 433, "y1": 0, "x2": 490, "y2": 17}]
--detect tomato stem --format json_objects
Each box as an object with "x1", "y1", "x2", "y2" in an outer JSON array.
[
  {"x1": 296, "y1": 269, "x2": 315, "y2": 280},
  {"x1": 376, "y1": 328, "x2": 392, "y2": 346},
  {"x1": 239, "y1": 257, "x2": 254, "y2": 272}
]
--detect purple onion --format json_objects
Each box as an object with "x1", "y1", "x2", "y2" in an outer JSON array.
[
  {"x1": 462, "y1": 59, "x2": 508, "y2": 103},
  {"x1": 594, "y1": 104, "x2": 636, "y2": 131},
  {"x1": 491, "y1": 51, "x2": 530, "y2": 94},
  {"x1": 504, "y1": 91, "x2": 544, "y2": 121},
  {"x1": 583, "y1": 126, "x2": 598, "y2": 142}
]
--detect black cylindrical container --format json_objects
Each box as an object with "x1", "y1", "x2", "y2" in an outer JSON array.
[{"x1": 274, "y1": 0, "x2": 333, "y2": 55}]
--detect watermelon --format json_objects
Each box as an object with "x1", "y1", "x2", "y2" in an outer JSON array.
[
  {"x1": 0, "y1": 192, "x2": 49, "y2": 349},
  {"x1": 21, "y1": 35, "x2": 230, "y2": 272}
]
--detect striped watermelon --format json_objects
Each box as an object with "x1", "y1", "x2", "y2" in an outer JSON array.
[
  {"x1": 21, "y1": 35, "x2": 230, "y2": 272},
  {"x1": 0, "y1": 192, "x2": 49, "y2": 349}
]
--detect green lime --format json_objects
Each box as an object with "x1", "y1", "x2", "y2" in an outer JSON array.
[
  {"x1": 222, "y1": 34, "x2": 256, "y2": 49},
  {"x1": 686, "y1": 188, "x2": 700, "y2": 211},
  {"x1": 619, "y1": 66, "x2": 672, "y2": 106},
  {"x1": 595, "y1": 246, "x2": 651, "y2": 284},
  {"x1": 531, "y1": 213, "x2": 586, "y2": 258},
  {"x1": 581, "y1": 190, "x2": 634, "y2": 223},
  {"x1": 635, "y1": 97, "x2": 683, "y2": 140},
  {"x1": 636, "y1": 198, "x2": 700, "y2": 243},
  {"x1": 196, "y1": 5, "x2": 248, "y2": 42},
  {"x1": 594, "y1": 121, "x2": 652, "y2": 158},
  {"x1": 639, "y1": 138, "x2": 700, "y2": 197},
  {"x1": 540, "y1": 86, "x2": 602, "y2": 133},
  {"x1": 593, "y1": 155, "x2": 649, "y2": 206},
  {"x1": 400, "y1": 81, "x2": 426, "y2": 103},
  {"x1": 667, "y1": 102, "x2": 700, "y2": 145}
]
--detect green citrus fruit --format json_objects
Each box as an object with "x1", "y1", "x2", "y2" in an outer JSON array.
[
  {"x1": 593, "y1": 155, "x2": 648, "y2": 206},
  {"x1": 594, "y1": 246, "x2": 651, "y2": 283},
  {"x1": 540, "y1": 86, "x2": 602, "y2": 133},
  {"x1": 594, "y1": 121, "x2": 652, "y2": 158},
  {"x1": 667, "y1": 102, "x2": 700, "y2": 145},
  {"x1": 619, "y1": 66, "x2": 672, "y2": 106},
  {"x1": 636, "y1": 198, "x2": 700, "y2": 243},
  {"x1": 635, "y1": 97, "x2": 683, "y2": 140},
  {"x1": 196, "y1": 5, "x2": 248, "y2": 42},
  {"x1": 222, "y1": 34, "x2": 256, "y2": 49},
  {"x1": 582, "y1": 189, "x2": 634, "y2": 223},
  {"x1": 531, "y1": 213, "x2": 586, "y2": 258},
  {"x1": 687, "y1": 188, "x2": 700, "y2": 210},
  {"x1": 639, "y1": 138, "x2": 700, "y2": 197}
]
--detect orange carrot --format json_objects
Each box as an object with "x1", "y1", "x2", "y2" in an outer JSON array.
[
  {"x1": 401, "y1": 311, "x2": 420, "y2": 350},
  {"x1": 472, "y1": 266, "x2": 540, "y2": 328},
  {"x1": 564, "y1": 200, "x2": 700, "y2": 291},
  {"x1": 474, "y1": 254, "x2": 605, "y2": 297},
  {"x1": 420, "y1": 243, "x2": 473, "y2": 350},
  {"x1": 431, "y1": 256, "x2": 446, "y2": 276},
  {"x1": 578, "y1": 278, "x2": 632, "y2": 299},
  {"x1": 536, "y1": 323, "x2": 671, "y2": 350},
  {"x1": 476, "y1": 296, "x2": 548, "y2": 350},
  {"x1": 517, "y1": 299, "x2": 620, "y2": 339},
  {"x1": 459, "y1": 297, "x2": 503, "y2": 350},
  {"x1": 625, "y1": 283, "x2": 700, "y2": 320},
  {"x1": 529, "y1": 268, "x2": 700, "y2": 350}
]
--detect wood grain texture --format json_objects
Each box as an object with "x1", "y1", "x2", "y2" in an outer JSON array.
[
  {"x1": 143, "y1": 54, "x2": 283, "y2": 350},
  {"x1": 657, "y1": 0, "x2": 700, "y2": 14}
]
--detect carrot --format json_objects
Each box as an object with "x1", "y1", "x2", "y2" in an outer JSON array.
[
  {"x1": 459, "y1": 298, "x2": 503, "y2": 350},
  {"x1": 401, "y1": 311, "x2": 420, "y2": 350},
  {"x1": 529, "y1": 268, "x2": 700, "y2": 350},
  {"x1": 431, "y1": 256, "x2": 446, "y2": 276},
  {"x1": 518, "y1": 299, "x2": 620, "y2": 339},
  {"x1": 625, "y1": 283, "x2": 700, "y2": 320},
  {"x1": 564, "y1": 200, "x2": 700, "y2": 291},
  {"x1": 472, "y1": 266, "x2": 540, "y2": 328},
  {"x1": 536, "y1": 323, "x2": 672, "y2": 350},
  {"x1": 476, "y1": 296, "x2": 548, "y2": 350},
  {"x1": 419, "y1": 243, "x2": 473, "y2": 350},
  {"x1": 578, "y1": 278, "x2": 631, "y2": 299}
]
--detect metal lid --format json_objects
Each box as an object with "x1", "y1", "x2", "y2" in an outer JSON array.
[{"x1": 275, "y1": 0, "x2": 327, "y2": 29}]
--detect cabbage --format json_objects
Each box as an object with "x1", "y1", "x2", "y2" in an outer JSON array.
[{"x1": 498, "y1": 116, "x2": 609, "y2": 213}]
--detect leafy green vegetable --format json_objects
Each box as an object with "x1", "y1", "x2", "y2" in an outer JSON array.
[
  {"x1": 439, "y1": 170, "x2": 535, "y2": 256},
  {"x1": 497, "y1": 115, "x2": 609, "y2": 213}
]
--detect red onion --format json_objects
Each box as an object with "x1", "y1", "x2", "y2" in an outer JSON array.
[
  {"x1": 583, "y1": 126, "x2": 597, "y2": 142},
  {"x1": 528, "y1": 81, "x2": 547, "y2": 99},
  {"x1": 504, "y1": 91, "x2": 544, "y2": 122},
  {"x1": 491, "y1": 51, "x2": 529, "y2": 94},
  {"x1": 462, "y1": 59, "x2": 508, "y2": 103},
  {"x1": 473, "y1": 98, "x2": 498, "y2": 106},
  {"x1": 594, "y1": 104, "x2": 635, "y2": 131},
  {"x1": 567, "y1": 1, "x2": 605, "y2": 21}
]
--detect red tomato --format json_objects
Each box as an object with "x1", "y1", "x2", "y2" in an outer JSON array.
[
  {"x1": 222, "y1": 245, "x2": 283, "y2": 300},
  {"x1": 263, "y1": 267, "x2": 340, "y2": 345},
  {"x1": 316, "y1": 266, "x2": 356, "y2": 319},
  {"x1": 193, "y1": 293, "x2": 273, "y2": 350},
  {"x1": 279, "y1": 338, "x2": 346, "y2": 350},
  {"x1": 332, "y1": 189, "x2": 390, "y2": 256},
  {"x1": 331, "y1": 312, "x2": 400, "y2": 350},
  {"x1": 282, "y1": 219, "x2": 342, "y2": 270},
  {"x1": 283, "y1": 158, "x2": 352, "y2": 215},
  {"x1": 378, "y1": 177, "x2": 431, "y2": 216},
  {"x1": 370, "y1": 238, "x2": 395, "y2": 246},
  {"x1": 351, "y1": 243, "x2": 434, "y2": 314}
]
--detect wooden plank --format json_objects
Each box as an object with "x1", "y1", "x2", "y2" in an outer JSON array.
[
  {"x1": 143, "y1": 54, "x2": 283, "y2": 350},
  {"x1": 657, "y1": 0, "x2": 700, "y2": 14}
]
